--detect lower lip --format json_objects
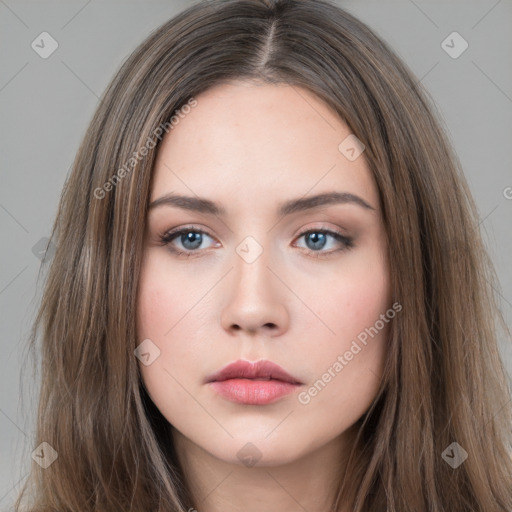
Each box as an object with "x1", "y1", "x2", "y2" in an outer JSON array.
[{"x1": 209, "y1": 378, "x2": 300, "y2": 405}]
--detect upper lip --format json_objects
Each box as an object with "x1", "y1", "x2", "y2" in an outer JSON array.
[{"x1": 205, "y1": 360, "x2": 302, "y2": 385}]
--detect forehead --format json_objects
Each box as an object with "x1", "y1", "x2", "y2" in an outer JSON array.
[{"x1": 150, "y1": 81, "x2": 378, "y2": 214}]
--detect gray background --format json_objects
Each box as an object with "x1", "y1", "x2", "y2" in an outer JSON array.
[{"x1": 1, "y1": 0, "x2": 511, "y2": 508}]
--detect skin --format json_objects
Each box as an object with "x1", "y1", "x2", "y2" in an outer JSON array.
[{"x1": 136, "y1": 80, "x2": 392, "y2": 512}]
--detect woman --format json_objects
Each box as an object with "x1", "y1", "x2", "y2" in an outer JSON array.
[{"x1": 15, "y1": 0, "x2": 512, "y2": 511}]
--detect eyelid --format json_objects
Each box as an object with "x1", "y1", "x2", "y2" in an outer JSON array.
[
  {"x1": 160, "y1": 224, "x2": 211, "y2": 239},
  {"x1": 294, "y1": 223, "x2": 347, "y2": 239},
  {"x1": 160, "y1": 223, "x2": 348, "y2": 240}
]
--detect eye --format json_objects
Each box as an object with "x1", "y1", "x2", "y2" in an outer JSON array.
[
  {"x1": 293, "y1": 228, "x2": 354, "y2": 257},
  {"x1": 159, "y1": 226, "x2": 218, "y2": 257},
  {"x1": 159, "y1": 225, "x2": 354, "y2": 258}
]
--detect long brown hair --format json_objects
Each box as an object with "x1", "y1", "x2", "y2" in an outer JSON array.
[{"x1": 14, "y1": 0, "x2": 512, "y2": 510}]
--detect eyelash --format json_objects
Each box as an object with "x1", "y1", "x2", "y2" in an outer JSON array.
[{"x1": 158, "y1": 225, "x2": 354, "y2": 259}]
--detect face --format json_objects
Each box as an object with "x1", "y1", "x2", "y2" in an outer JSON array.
[{"x1": 136, "y1": 80, "x2": 392, "y2": 467}]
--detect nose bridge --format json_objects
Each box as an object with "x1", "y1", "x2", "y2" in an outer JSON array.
[
  {"x1": 232, "y1": 233, "x2": 272, "y2": 296},
  {"x1": 219, "y1": 230, "x2": 289, "y2": 335}
]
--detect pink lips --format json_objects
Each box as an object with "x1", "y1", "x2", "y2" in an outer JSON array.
[{"x1": 205, "y1": 360, "x2": 302, "y2": 405}]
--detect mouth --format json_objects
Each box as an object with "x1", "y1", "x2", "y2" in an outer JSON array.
[{"x1": 205, "y1": 359, "x2": 302, "y2": 405}]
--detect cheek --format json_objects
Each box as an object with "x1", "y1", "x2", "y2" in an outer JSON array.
[
  {"x1": 340, "y1": 266, "x2": 389, "y2": 336},
  {"x1": 298, "y1": 244, "x2": 391, "y2": 404},
  {"x1": 136, "y1": 258, "x2": 203, "y2": 424},
  {"x1": 315, "y1": 248, "x2": 390, "y2": 347},
  {"x1": 136, "y1": 251, "x2": 196, "y2": 339},
  {"x1": 137, "y1": 280, "x2": 173, "y2": 337}
]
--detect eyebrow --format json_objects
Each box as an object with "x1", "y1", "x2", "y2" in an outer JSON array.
[{"x1": 148, "y1": 191, "x2": 375, "y2": 216}]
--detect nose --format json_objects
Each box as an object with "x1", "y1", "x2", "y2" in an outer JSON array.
[{"x1": 220, "y1": 246, "x2": 289, "y2": 338}]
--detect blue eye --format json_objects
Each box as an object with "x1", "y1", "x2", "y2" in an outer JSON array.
[
  {"x1": 160, "y1": 227, "x2": 216, "y2": 256},
  {"x1": 295, "y1": 229, "x2": 354, "y2": 255},
  {"x1": 159, "y1": 226, "x2": 354, "y2": 258}
]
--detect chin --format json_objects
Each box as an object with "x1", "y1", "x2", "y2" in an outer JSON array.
[{"x1": 199, "y1": 434, "x2": 314, "y2": 468}]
